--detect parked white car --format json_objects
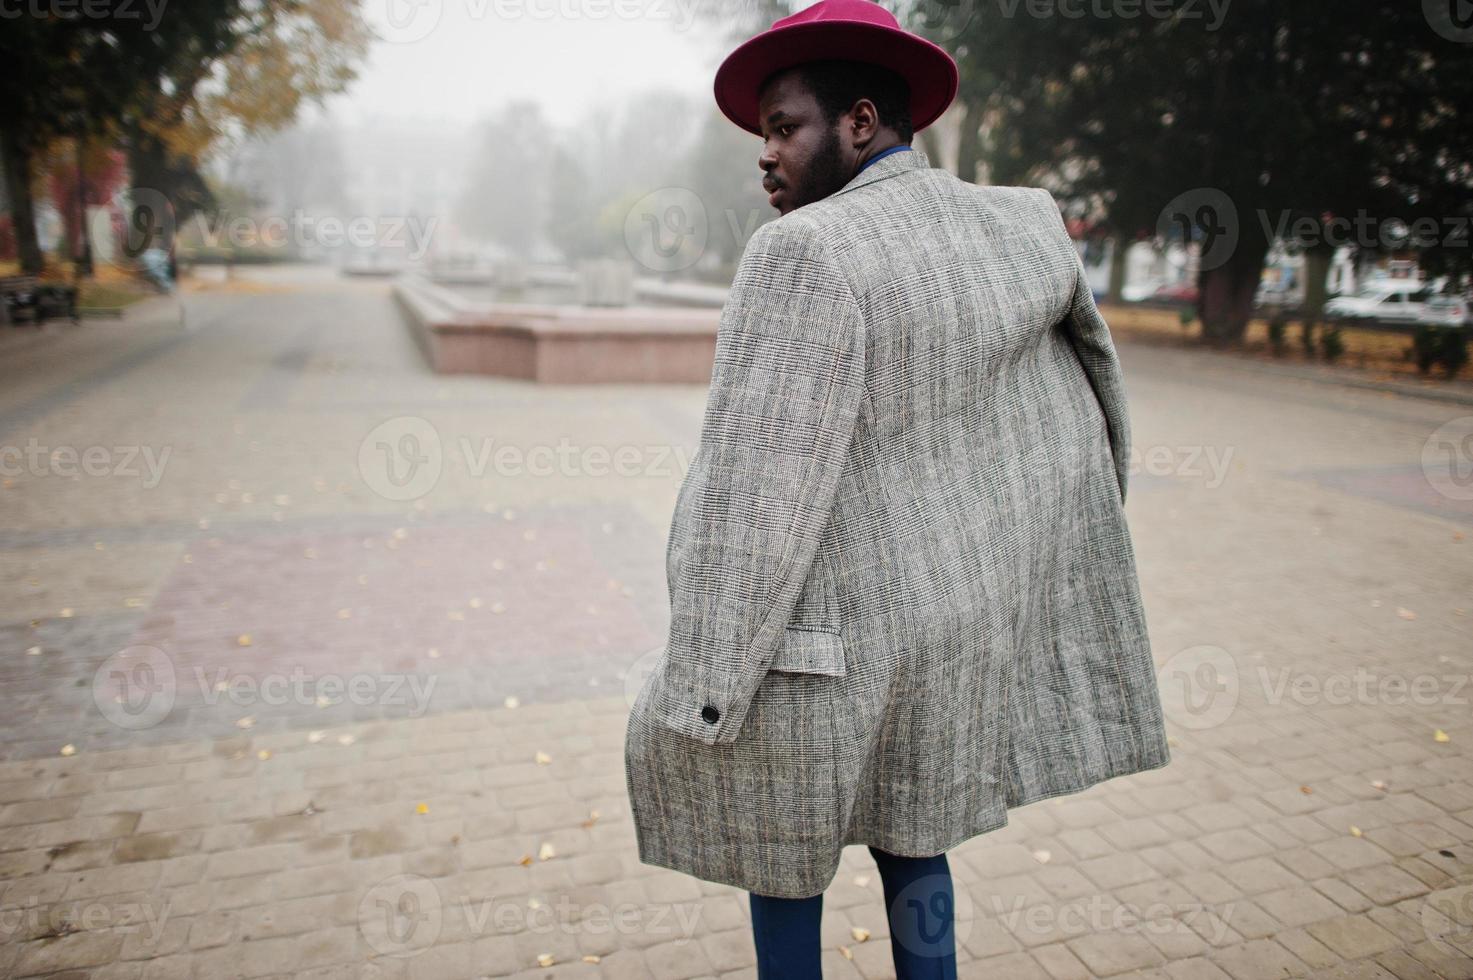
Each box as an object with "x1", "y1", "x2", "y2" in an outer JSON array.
[
  {"x1": 1255, "y1": 280, "x2": 1304, "y2": 311},
  {"x1": 1417, "y1": 294, "x2": 1471, "y2": 330},
  {"x1": 1324, "y1": 280, "x2": 1438, "y2": 324}
]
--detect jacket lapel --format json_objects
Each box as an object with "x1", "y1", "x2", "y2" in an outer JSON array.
[{"x1": 830, "y1": 145, "x2": 933, "y2": 199}]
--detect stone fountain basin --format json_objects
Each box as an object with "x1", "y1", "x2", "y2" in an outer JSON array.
[{"x1": 395, "y1": 275, "x2": 725, "y2": 384}]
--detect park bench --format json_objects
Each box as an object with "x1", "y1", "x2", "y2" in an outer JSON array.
[{"x1": 0, "y1": 276, "x2": 80, "y2": 326}]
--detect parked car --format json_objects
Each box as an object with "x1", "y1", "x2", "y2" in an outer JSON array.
[
  {"x1": 1255, "y1": 280, "x2": 1304, "y2": 312},
  {"x1": 1418, "y1": 294, "x2": 1471, "y2": 329},
  {"x1": 1324, "y1": 280, "x2": 1438, "y2": 325},
  {"x1": 1150, "y1": 282, "x2": 1199, "y2": 305},
  {"x1": 1120, "y1": 279, "x2": 1167, "y2": 303}
]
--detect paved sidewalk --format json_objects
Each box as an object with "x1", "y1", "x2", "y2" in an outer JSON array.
[{"x1": 1, "y1": 269, "x2": 1471, "y2": 979}]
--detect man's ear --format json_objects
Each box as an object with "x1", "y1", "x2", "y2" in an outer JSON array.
[{"x1": 850, "y1": 99, "x2": 884, "y2": 144}]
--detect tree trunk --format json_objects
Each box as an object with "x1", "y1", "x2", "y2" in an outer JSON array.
[
  {"x1": 1107, "y1": 233, "x2": 1129, "y2": 303},
  {"x1": 1301, "y1": 242, "x2": 1333, "y2": 325},
  {"x1": 1, "y1": 129, "x2": 45, "y2": 275},
  {"x1": 916, "y1": 126, "x2": 942, "y2": 171},
  {"x1": 1197, "y1": 211, "x2": 1270, "y2": 346},
  {"x1": 954, "y1": 97, "x2": 984, "y2": 185},
  {"x1": 75, "y1": 133, "x2": 93, "y2": 279}
]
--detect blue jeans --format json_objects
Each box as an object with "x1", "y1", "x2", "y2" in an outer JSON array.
[{"x1": 749, "y1": 846, "x2": 958, "y2": 979}]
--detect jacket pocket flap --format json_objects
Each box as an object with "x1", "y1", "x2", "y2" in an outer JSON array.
[{"x1": 769, "y1": 628, "x2": 847, "y2": 677}]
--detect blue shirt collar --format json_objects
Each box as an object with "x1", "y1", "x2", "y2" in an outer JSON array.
[{"x1": 855, "y1": 144, "x2": 912, "y2": 176}]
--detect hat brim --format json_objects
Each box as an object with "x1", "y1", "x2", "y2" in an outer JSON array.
[{"x1": 714, "y1": 20, "x2": 959, "y2": 138}]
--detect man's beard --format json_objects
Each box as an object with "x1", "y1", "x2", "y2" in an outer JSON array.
[{"x1": 793, "y1": 124, "x2": 850, "y2": 208}]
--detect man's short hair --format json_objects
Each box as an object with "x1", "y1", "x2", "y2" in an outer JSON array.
[{"x1": 792, "y1": 59, "x2": 914, "y2": 143}]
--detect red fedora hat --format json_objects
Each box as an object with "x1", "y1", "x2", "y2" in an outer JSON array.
[{"x1": 714, "y1": 0, "x2": 959, "y2": 138}]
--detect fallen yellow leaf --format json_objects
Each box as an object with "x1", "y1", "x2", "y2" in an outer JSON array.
[
  {"x1": 416, "y1": 803, "x2": 429, "y2": 815},
  {"x1": 1434, "y1": 729, "x2": 1451, "y2": 743},
  {"x1": 538, "y1": 842, "x2": 556, "y2": 861},
  {"x1": 851, "y1": 926, "x2": 870, "y2": 942},
  {"x1": 536, "y1": 954, "x2": 554, "y2": 967},
  {"x1": 535, "y1": 751, "x2": 552, "y2": 765},
  {"x1": 60, "y1": 744, "x2": 76, "y2": 757},
  {"x1": 237, "y1": 634, "x2": 252, "y2": 647}
]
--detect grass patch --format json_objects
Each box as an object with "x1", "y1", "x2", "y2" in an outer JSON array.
[{"x1": 1101, "y1": 302, "x2": 1469, "y2": 383}]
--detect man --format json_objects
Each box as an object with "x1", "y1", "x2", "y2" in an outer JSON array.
[{"x1": 624, "y1": 2, "x2": 1172, "y2": 976}]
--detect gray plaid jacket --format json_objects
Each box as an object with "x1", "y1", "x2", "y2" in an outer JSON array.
[{"x1": 624, "y1": 146, "x2": 1172, "y2": 899}]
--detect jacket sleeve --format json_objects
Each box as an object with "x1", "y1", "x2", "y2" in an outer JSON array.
[
  {"x1": 1035, "y1": 188, "x2": 1132, "y2": 504},
  {"x1": 650, "y1": 217, "x2": 866, "y2": 746}
]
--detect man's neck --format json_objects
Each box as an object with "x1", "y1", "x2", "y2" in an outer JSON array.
[{"x1": 852, "y1": 142, "x2": 912, "y2": 179}]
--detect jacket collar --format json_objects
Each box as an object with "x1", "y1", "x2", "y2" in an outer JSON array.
[{"x1": 831, "y1": 145, "x2": 932, "y2": 199}]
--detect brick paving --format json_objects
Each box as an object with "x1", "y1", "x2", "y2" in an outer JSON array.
[{"x1": 1, "y1": 267, "x2": 1471, "y2": 978}]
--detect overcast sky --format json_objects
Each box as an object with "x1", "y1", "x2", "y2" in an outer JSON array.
[{"x1": 328, "y1": 1, "x2": 738, "y2": 129}]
